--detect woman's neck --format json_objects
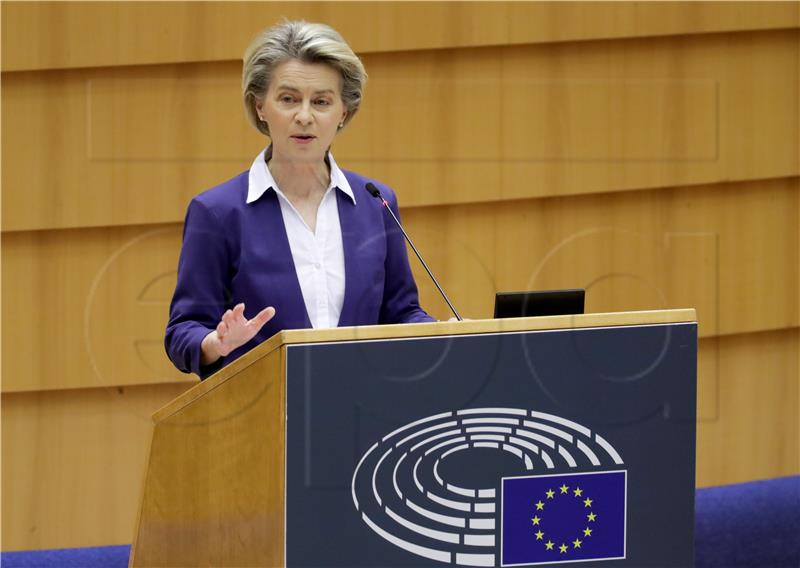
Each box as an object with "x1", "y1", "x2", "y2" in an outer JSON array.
[{"x1": 268, "y1": 152, "x2": 330, "y2": 199}]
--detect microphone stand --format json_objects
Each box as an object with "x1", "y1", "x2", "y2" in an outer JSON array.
[{"x1": 366, "y1": 183, "x2": 462, "y2": 321}]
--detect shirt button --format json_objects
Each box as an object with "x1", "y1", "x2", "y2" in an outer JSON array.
[{"x1": 314, "y1": 262, "x2": 321, "y2": 270}]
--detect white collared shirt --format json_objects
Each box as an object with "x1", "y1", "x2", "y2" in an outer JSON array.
[{"x1": 246, "y1": 148, "x2": 355, "y2": 329}]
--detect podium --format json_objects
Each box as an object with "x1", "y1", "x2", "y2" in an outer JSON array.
[{"x1": 130, "y1": 309, "x2": 697, "y2": 568}]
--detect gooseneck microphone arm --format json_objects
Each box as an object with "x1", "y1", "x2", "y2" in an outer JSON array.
[{"x1": 366, "y1": 182, "x2": 462, "y2": 322}]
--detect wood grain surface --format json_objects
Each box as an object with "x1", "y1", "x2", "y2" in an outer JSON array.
[
  {"x1": 130, "y1": 346, "x2": 285, "y2": 567},
  {"x1": 3, "y1": 30, "x2": 798, "y2": 231},
  {"x1": 3, "y1": 2, "x2": 797, "y2": 72}
]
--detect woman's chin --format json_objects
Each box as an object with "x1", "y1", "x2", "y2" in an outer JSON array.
[{"x1": 274, "y1": 143, "x2": 326, "y2": 164}]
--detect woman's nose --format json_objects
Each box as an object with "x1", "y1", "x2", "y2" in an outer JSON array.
[{"x1": 295, "y1": 102, "x2": 313, "y2": 125}]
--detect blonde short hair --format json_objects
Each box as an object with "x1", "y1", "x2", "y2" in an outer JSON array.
[{"x1": 242, "y1": 21, "x2": 367, "y2": 136}]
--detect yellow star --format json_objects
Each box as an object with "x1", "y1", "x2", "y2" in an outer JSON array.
[
  {"x1": 531, "y1": 515, "x2": 541, "y2": 526},
  {"x1": 573, "y1": 487, "x2": 583, "y2": 497},
  {"x1": 560, "y1": 484, "x2": 569, "y2": 494},
  {"x1": 545, "y1": 540, "x2": 554, "y2": 550},
  {"x1": 546, "y1": 489, "x2": 555, "y2": 499},
  {"x1": 584, "y1": 497, "x2": 593, "y2": 507},
  {"x1": 535, "y1": 500, "x2": 545, "y2": 510},
  {"x1": 559, "y1": 543, "x2": 568, "y2": 554},
  {"x1": 535, "y1": 530, "x2": 544, "y2": 540},
  {"x1": 587, "y1": 512, "x2": 597, "y2": 522},
  {"x1": 583, "y1": 527, "x2": 593, "y2": 537},
  {"x1": 573, "y1": 538, "x2": 582, "y2": 549}
]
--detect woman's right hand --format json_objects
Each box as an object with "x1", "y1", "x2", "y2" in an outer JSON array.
[{"x1": 200, "y1": 303, "x2": 276, "y2": 366}]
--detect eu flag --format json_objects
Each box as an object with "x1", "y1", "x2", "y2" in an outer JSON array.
[{"x1": 501, "y1": 470, "x2": 626, "y2": 566}]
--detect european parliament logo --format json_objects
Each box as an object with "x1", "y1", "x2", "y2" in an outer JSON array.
[
  {"x1": 501, "y1": 471, "x2": 626, "y2": 565},
  {"x1": 352, "y1": 407, "x2": 627, "y2": 567}
]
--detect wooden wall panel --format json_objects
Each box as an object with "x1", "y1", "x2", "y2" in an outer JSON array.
[
  {"x1": 3, "y1": 30, "x2": 798, "y2": 232},
  {"x1": 3, "y1": 1, "x2": 797, "y2": 72},
  {"x1": 403, "y1": 177, "x2": 798, "y2": 335},
  {"x1": 89, "y1": 76, "x2": 719, "y2": 163},
  {"x1": 351, "y1": 30, "x2": 797, "y2": 204},
  {"x1": 0, "y1": 63, "x2": 262, "y2": 232},
  {"x1": 1, "y1": 382, "x2": 192, "y2": 551},
  {"x1": 1, "y1": 224, "x2": 195, "y2": 392},
  {"x1": 696, "y1": 328, "x2": 799, "y2": 487},
  {"x1": 3, "y1": 177, "x2": 796, "y2": 392}
]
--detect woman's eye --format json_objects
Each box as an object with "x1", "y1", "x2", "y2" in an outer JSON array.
[
  {"x1": 315, "y1": 99, "x2": 330, "y2": 106},
  {"x1": 280, "y1": 95, "x2": 295, "y2": 103}
]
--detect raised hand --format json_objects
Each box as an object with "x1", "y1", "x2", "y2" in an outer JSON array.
[{"x1": 200, "y1": 303, "x2": 276, "y2": 365}]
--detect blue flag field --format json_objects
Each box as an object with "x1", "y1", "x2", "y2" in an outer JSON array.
[{"x1": 501, "y1": 470, "x2": 627, "y2": 566}]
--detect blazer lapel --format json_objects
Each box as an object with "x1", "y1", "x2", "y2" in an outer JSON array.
[
  {"x1": 261, "y1": 189, "x2": 311, "y2": 329},
  {"x1": 336, "y1": 188, "x2": 360, "y2": 327}
]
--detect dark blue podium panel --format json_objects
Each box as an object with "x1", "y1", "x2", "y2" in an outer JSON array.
[{"x1": 285, "y1": 322, "x2": 697, "y2": 567}]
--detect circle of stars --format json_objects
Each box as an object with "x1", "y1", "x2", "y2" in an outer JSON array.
[{"x1": 530, "y1": 482, "x2": 597, "y2": 555}]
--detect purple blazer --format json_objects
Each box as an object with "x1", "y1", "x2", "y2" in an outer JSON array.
[{"x1": 165, "y1": 169, "x2": 434, "y2": 378}]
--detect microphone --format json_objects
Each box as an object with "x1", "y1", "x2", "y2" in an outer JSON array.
[{"x1": 366, "y1": 182, "x2": 462, "y2": 321}]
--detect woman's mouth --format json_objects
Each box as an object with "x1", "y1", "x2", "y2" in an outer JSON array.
[{"x1": 291, "y1": 134, "x2": 315, "y2": 144}]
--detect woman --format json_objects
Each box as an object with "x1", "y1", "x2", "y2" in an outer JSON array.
[{"x1": 165, "y1": 21, "x2": 433, "y2": 379}]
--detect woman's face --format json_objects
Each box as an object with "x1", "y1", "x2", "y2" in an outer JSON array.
[{"x1": 257, "y1": 59, "x2": 348, "y2": 164}]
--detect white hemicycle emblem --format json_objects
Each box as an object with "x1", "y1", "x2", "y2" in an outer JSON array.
[{"x1": 351, "y1": 408, "x2": 624, "y2": 567}]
